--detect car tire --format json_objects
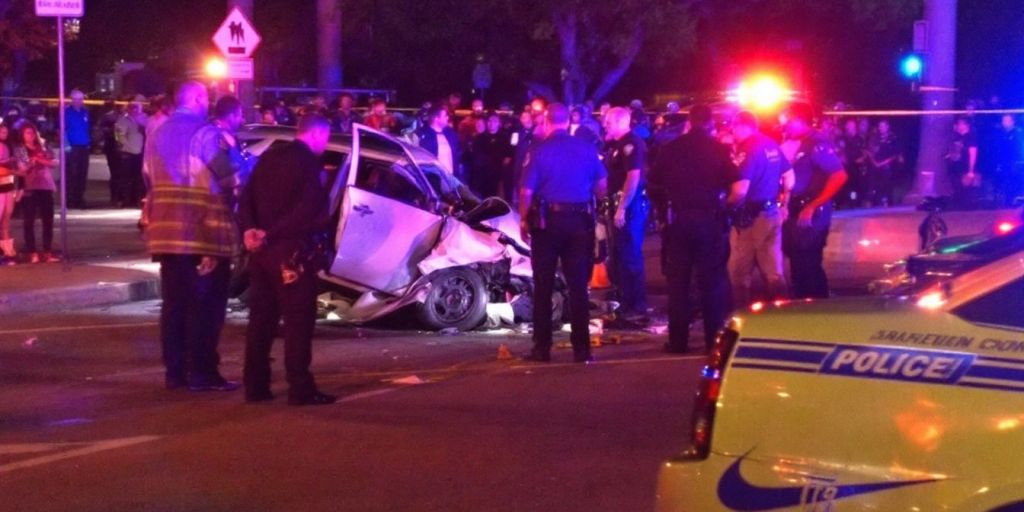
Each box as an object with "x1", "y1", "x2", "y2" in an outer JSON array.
[{"x1": 415, "y1": 267, "x2": 489, "y2": 331}]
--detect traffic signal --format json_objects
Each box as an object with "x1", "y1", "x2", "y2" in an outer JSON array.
[{"x1": 900, "y1": 54, "x2": 924, "y2": 80}]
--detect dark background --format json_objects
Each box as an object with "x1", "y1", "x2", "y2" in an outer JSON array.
[{"x1": 19, "y1": 0, "x2": 1024, "y2": 109}]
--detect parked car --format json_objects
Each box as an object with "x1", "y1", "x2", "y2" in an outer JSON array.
[
  {"x1": 236, "y1": 123, "x2": 558, "y2": 331},
  {"x1": 657, "y1": 247, "x2": 1024, "y2": 511},
  {"x1": 870, "y1": 209, "x2": 1022, "y2": 295}
]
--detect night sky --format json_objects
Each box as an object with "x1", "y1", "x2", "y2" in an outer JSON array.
[{"x1": 21, "y1": 0, "x2": 1024, "y2": 108}]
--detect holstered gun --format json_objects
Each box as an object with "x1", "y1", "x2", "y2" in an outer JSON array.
[{"x1": 528, "y1": 199, "x2": 548, "y2": 231}]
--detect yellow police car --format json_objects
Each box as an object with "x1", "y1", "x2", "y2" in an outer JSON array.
[{"x1": 657, "y1": 249, "x2": 1024, "y2": 511}]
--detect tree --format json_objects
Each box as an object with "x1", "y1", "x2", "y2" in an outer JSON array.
[
  {"x1": 511, "y1": 0, "x2": 698, "y2": 105},
  {"x1": 695, "y1": 0, "x2": 921, "y2": 104},
  {"x1": 0, "y1": 0, "x2": 53, "y2": 94}
]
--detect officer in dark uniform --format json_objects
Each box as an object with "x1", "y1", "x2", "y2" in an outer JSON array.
[
  {"x1": 519, "y1": 103, "x2": 608, "y2": 363},
  {"x1": 239, "y1": 114, "x2": 337, "y2": 406},
  {"x1": 781, "y1": 103, "x2": 848, "y2": 299},
  {"x1": 602, "y1": 106, "x2": 650, "y2": 322},
  {"x1": 649, "y1": 104, "x2": 737, "y2": 353},
  {"x1": 726, "y1": 111, "x2": 794, "y2": 306}
]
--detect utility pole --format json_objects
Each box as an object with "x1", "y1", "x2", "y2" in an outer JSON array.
[
  {"x1": 317, "y1": 0, "x2": 343, "y2": 92},
  {"x1": 228, "y1": 0, "x2": 257, "y2": 119},
  {"x1": 906, "y1": 0, "x2": 957, "y2": 203}
]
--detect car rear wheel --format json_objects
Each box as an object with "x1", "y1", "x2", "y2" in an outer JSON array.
[{"x1": 415, "y1": 267, "x2": 488, "y2": 331}]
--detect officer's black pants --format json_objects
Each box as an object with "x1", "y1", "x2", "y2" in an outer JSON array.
[
  {"x1": 105, "y1": 148, "x2": 122, "y2": 204},
  {"x1": 159, "y1": 254, "x2": 231, "y2": 384},
  {"x1": 66, "y1": 145, "x2": 90, "y2": 207},
  {"x1": 531, "y1": 211, "x2": 594, "y2": 356},
  {"x1": 119, "y1": 152, "x2": 145, "y2": 207},
  {"x1": 609, "y1": 196, "x2": 650, "y2": 316},
  {"x1": 783, "y1": 209, "x2": 832, "y2": 299},
  {"x1": 663, "y1": 211, "x2": 731, "y2": 351},
  {"x1": 243, "y1": 243, "x2": 318, "y2": 400}
]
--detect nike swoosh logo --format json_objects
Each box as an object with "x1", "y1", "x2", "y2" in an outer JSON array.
[{"x1": 717, "y1": 452, "x2": 939, "y2": 511}]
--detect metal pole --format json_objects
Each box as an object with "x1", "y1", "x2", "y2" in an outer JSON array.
[
  {"x1": 905, "y1": 0, "x2": 958, "y2": 204},
  {"x1": 228, "y1": 0, "x2": 256, "y2": 120},
  {"x1": 57, "y1": 15, "x2": 70, "y2": 270}
]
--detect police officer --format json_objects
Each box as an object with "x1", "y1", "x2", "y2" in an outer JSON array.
[
  {"x1": 602, "y1": 106, "x2": 650, "y2": 323},
  {"x1": 727, "y1": 111, "x2": 795, "y2": 307},
  {"x1": 649, "y1": 104, "x2": 737, "y2": 353},
  {"x1": 239, "y1": 114, "x2": 336, "y2": 406},
  {"x1": 781, "y1": 103, "x2": 848, "y2": 299},
  {"x1": 519, "y1": 103, "x2": 608, "y2": 363}
]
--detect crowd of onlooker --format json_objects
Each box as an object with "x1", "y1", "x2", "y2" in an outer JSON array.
[{"x1": 2, "y1": 89, "x2": 1022, "y2": 267}]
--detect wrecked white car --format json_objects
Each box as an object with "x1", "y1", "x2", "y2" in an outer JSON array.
[{"x1": 237, "y1": 124, "x2": 559, "y2": 331}]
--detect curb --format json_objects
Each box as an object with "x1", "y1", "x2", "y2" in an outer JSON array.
[{"x1": 0, "y1": 278, "x2": 161, "y2": 315}]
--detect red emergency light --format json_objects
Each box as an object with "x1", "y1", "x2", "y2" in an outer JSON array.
[{"x1": 727, "y1": 74, "x2": 793, "y2": 112}]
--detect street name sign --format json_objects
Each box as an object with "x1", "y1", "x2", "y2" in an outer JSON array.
[
  {"x1": 226, "y1": 58, "x2": 255, "y2": 80},
  {"x1": 35, "y1": 0, "x2": 84, "y2": 17}
]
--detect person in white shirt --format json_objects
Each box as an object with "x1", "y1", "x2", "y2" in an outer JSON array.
[{"x1": 415, "y1": 105, "x2": 462, "y2": 179}]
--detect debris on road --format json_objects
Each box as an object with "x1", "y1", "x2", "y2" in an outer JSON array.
[
  {"x1": 644, "y1": 323, "x2": 669, "y2": 335},
  {"x1": 496, "y1": 344, "x2": 513, "y2": 360},
  {"x1": 484, "y1": 303, "x2": 515, "y2": 329},
  {"x1": 389, "y1": 375, "x2": 427, "y2": 385}
]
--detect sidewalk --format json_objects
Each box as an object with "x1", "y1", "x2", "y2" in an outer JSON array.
[
  {"x1": 1, "y1": 175, "x2": 1016, "y2": 316},
  {"x1": 0, "y1": 181, "x2": 161, "y2": 315}
]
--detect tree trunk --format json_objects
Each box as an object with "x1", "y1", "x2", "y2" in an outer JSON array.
[
  {"x1": 317, "y1": 0, "x2": 343, "y2": 92},
  {"x1": 555, "y1": 6, "x2": 583, "y2": 105},
  {"x1": 3, "y1": 49, "x2": 27, "y2": 96},
  {"x1": 588, "y1": 24, "x2": 643, "y2": 103},
  {"x1": 524, "y1": 81, "x2": 557, "y2": 103}
]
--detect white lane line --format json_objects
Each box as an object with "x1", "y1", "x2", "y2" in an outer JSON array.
[
  {"x1": 338, "y1": 388, "x2": 404, "y2": 403},
  {"x1": 0, "y1": 443, "x2": 70, "y2": 455},
  {"x1": 509, "y1": 354, "x2": 706, "y2": 370},
  {"x1": 0, "y1": 435, "x2": 161, "y2": 474},
  {"x1": 0, "y1": 322, "x2": 159, "y2": 336}
]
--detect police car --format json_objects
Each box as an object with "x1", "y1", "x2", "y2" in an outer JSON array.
[{"x1": 657, "y1": 248, "x2": 1024, "y2": 511}]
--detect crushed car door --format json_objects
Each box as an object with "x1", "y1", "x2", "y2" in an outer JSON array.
[{"x1": 327, "y1": 125, "x2": 443, "y2": 294}]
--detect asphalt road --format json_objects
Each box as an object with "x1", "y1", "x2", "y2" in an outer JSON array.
[{"x1": 0, "y1": 301, "x2": 704, "y2": 512}]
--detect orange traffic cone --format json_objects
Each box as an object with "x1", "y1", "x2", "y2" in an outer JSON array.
[
  {"x1": 497, "y1": 344, "x2": 513, "y2": 360},
  {"x1": 590, "y1": 262, "x2": 611, "y2": 289}
]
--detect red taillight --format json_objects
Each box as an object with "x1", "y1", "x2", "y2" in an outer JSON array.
[{"x1": 690, "y1": 327, "x2": 739, "y2": 459}]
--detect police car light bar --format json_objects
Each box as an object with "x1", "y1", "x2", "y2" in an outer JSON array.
[{"x1": 727, "y1": 75, "x2": 794, "y2": 112}]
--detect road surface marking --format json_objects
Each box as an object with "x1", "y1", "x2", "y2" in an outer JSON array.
[
  {"x1": 0, "y1": 322, "x2": 159, "y2": 336},
  {"x1": 0, "y1": 435, "x2": 161, "y2": 474},
  {"x1": 339, "y1": 388, "x2": 404, "y2": 403},
  {"x1": 509, "y1": 354, "x2": 705, "y2": 371}
]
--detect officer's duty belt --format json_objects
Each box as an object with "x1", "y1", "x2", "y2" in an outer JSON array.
[
  {"x1": 546, "y1": 201, "x2": 594, "y2": 214},
  {"x1": 746, "y1": 200, "x2": 781, "y2": 214}
]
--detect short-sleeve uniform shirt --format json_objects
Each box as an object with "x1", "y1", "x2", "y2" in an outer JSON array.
[
  {"x1": 791, "y1": 132, "x2": 843, "y2": 199},
  {"x1": 522, "y1": 130, "x2": 607, "y2": 203},
  {"x1": 736, "y1": 132, "x2": 790, "y2": 203},
  {"x1": 947, "y1": 130, "x2": 978, "y2": 175},
  {"x1": 603, "y1": 132, "x2": 647, "y2": 200}
]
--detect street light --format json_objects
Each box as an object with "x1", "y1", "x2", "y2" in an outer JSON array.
[{"x1": 205, "y1": 57, "x2": 228, "y2": 79}]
